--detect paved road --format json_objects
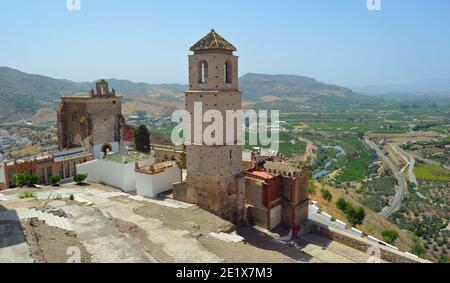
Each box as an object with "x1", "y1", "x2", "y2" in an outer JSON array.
[
  {"x1": 394, "y1": 144, "x2": 418, "y2": 186},
  {"x1": 394, "y1": 144, "x2": 432, "y2": 200},
  {"x1": 364, "y1": 135, "x2": 406, "y2": 218}
]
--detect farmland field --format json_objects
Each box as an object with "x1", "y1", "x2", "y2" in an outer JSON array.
[{"x1": 414, "y1": 164, "x2": 450, "y2": 182}]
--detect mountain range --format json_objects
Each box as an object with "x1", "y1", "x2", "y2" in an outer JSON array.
[
  {"x1": 0, "y1": 66, "x2": 360, "y2": 122},
  {"x1": 352, "y1": 77, "x2": 450, "y2": 98}
]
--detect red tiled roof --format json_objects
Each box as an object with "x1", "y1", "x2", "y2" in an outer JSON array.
[
  {"x1": 251, "y1": 171, "x2": 274, "y2": 180},
  {"x1": 190, "y1": 29, "x2": 237, "y2": 52}
]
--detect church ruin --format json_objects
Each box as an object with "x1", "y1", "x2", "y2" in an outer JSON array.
[{"x1": 56, "y1": 80, "x2": 125, "y2": 159}]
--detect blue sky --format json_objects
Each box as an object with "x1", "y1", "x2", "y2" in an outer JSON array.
[{"x1": 0, "y1": 0, "x2": 449, "y2": 87}]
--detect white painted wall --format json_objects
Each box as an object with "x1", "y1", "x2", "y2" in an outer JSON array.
[
  {"x1": 405, "y1": 252, "x2": 419, "y2": 258},
  {"x1": 77, "y1": 159, "x2": 136, "y2": 192},
  {"x1": 351, "y1": 227, "x2": 364, "y2": 238},
  {"x1": 321, "y1": 212, "x2": 332, "y2": 221},
  {"x1": 0, "y1": 166, "x2": 5, "y2": 183},
  {"x1": 368, "y1": 235, "x2": 380, "y2": 244},
  {"x1": 335, "y1": 219, "x2": 347, "y2": 230},
  {"x1": 386, "y1": 243, "x2": 399, "y2": 251},
  {"x1": 136, "y1": 166, "x2": 181, "y2": 198},
  {"x1": 310, "y1": 204, "x2": 320, "y2": 213}
]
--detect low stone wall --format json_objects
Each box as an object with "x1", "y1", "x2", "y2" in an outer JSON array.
[{"x1": 310, "y1": 221, "x2": 428, "y2": 263}]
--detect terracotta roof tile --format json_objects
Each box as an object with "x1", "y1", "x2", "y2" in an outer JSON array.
[
  {"x1": 190, "y1": 29, "x2": 236, "y2": 52},
  {"x1": 252, "y1": 171, "x2": 274, "y2": 180}
]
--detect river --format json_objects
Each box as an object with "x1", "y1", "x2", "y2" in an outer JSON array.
[{"x1": 313, "y1": 145, "x2": 346, "y2": 179}]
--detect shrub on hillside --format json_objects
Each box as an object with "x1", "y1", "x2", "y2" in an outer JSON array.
[
  {"x1": 346, "y1": 205, "x2": 366, "y2": 226},
  {"x1": 336, "y1": 198, "x2": 350, "y2": 212},
  {"x1": 411, "y1": 237, "x2": 427, "y2": 258},
  {"x1": 382, "y1": 229, "x2": 399, "y2": 244},
  {"x1": 321, "y1": 189, "x2": 333, "y2": 202},
  {"x1": 308, "y1": 181, "x2": 317, "y2": 196},
  {"x1": 335, "y1": 197, "x2": 366, "y2": 226}
]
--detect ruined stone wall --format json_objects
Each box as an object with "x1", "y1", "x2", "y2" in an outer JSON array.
[
  {"x1": 57, "y1": 100, "x2": 89, "y2": 149},
  {"x1": 186, "y1": 172, "x2": 244, "y2": 223},
  {"x1": 245, "y1": 177, "x2": 265, "y2": 209},
  {"x1": 57, "y1": 96, "x2": 122, "y2": 152},
  {"x1": 86, "y1": 98, "x2": 122, "y2": 147}
]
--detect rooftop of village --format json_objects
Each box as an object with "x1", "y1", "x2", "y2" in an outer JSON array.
[{"x1": 103, "y1": 150, "x2": 151, "y2": 164}]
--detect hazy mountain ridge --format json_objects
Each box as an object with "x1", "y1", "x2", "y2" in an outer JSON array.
[
  {"x1": 0, "y1": 67, "x2": 367, "y2": 122},
  {"x1": 240, "y1": 73, "x2": 355, "y2": 100},
  {"x1": 0, "y1": 67, "x2": 84, "y2": 121},
  {"x1": 353, "y1": 78, "x2": 450, "y2": 97},
  {"x1": 0, "y1": 67, "x2": 188, "y2": 121}
]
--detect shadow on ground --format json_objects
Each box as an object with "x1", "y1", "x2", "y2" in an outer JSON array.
[
  {"x1": 237, "y1": 225, "x2": 315, "y2": 262},
  {"x1": 0, "y1": 204, "x2": 26, "y2": 249}
]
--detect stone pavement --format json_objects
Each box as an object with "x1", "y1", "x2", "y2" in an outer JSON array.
[
  {"x1": 0, "y1": 184, "x2": 382, "y2": 263},
  {"x1": 57, "y1": 204, "x2": 157, "y2": 263},
  {"x1": 298, "y1": 233, "x2": 380, "y2": 263},
  {"x1": 0, "y1": 208, "x2": 74, "y2": 231}
]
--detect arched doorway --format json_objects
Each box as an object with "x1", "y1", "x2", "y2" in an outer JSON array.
[{"x1": 101, "y1": 143, "x2": 113, "y2": 157}]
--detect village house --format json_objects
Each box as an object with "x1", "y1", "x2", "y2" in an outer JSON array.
[{"x1": 0, "y1": 148, "x2": 92, "y2": 190}]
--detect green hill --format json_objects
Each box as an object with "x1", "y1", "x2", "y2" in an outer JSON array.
[
  {"x1": 0, "y1": 67, "x2": 371, "y2": 122},
  {"x1": 240, "y1": 73, "x2": 354, "y2": 100}
]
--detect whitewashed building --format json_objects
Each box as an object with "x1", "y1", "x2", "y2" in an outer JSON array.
[{"x1": 77, "y1": 151, "x2": 181, "y2": 197}]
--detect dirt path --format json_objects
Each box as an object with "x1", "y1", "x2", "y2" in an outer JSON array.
[
  {"x1": 299, "y1": 137, "x2": 317, "y2": 165},
  {"x1": 22, "y1": 218, "x2": 91, "y2": 263}
]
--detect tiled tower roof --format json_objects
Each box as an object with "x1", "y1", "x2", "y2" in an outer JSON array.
[{"x1": 190, "y1": 29, "x2": 237, "y2": 52}]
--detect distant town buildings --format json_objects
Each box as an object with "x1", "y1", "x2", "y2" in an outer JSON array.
[{"x1": 0, "y1": 129, "x2": 30, "y2": 151}]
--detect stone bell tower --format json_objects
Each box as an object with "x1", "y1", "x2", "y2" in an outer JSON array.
[{"x1": 185, "y1": 29, "x2": 245, "y2": 223}]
